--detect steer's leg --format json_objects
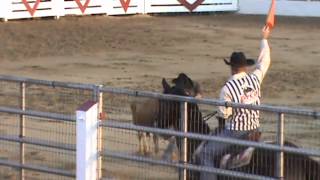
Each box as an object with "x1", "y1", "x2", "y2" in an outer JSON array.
[
  {"x1": 138, "y1": 131, "x2": 144, "y2": 155},
  {"x1": 162, "y1": 136, "x2": 179, "y2": 162},
  {"x1": 153, "y1": 134, "x2": 160, "y2": 154},
  {"x1": 145, "y1": 132, "x2": 152, "y2": 155},
  {"x1": 142, "y1": 132, "x2": 149, "y2": 155}
]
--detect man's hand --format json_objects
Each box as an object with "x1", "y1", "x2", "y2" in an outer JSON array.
[{"x1": 262, "y1": 25, "x2": 271, "y2": 39}]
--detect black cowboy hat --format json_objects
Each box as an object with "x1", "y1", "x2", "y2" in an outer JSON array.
[{"x1": 224, "y1": 52, "x2": 255, "y2": 67}]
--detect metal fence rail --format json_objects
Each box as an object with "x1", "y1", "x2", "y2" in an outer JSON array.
[
  {"x1": 0, "y1": 75, "x2": 319, "y2": 118},
  {"x1": 100, "y1": 86, "x2": 320, "y2": 118},
  {"x1": 0, "y1": 159, "x2": 75, "y2": 178},
  {"x1": 102, "y1": 150, "x2": 277, "y2": 180},
  {"x1": 0, "y1": 106, "x2": 75, "y2": 122},
  {"x1": 0, "y1": 75, "x2": 96, "y2": 91},
  {"x1": 100, "y1": 120, "x2": 320, "y2": 157},
  {"x1": 0, "y1": 135, "x2": 75, "y2": 152}
]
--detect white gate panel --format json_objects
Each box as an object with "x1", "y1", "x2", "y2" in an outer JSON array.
[
  {"x1": 106, "y1": 0, "x2": 144, "y2": 15},
  {"x1": 4, "y1": 0, "x2": 61, "y2": 20},
  {"x1": 145, "y1": 0, "x2": 238, "y2": 14},
  {"x1": 63, "y1": 0, "x2": 107, "y2": 16}
]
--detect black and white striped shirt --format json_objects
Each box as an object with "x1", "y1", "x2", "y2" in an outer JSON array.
[
  {"x1": 219, "y1": 40, "x2": 271, "y2": 131},
  {"x1": 224, "y1": 73, "x2": 261, "y2": 130}
]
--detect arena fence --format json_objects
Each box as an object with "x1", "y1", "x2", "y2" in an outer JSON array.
[
  {"x1": 0, "y1": 75, "x2": 319, "y2": 180},
  {"x1": 1, "y1": 0, "x2": 320, "y2": 21},
  {"x1": 0, "y1": 0, "x2": 238, "y2": 21},
  {"x1": 239, "y1": 0, "x2": 320, "y2": 17}
]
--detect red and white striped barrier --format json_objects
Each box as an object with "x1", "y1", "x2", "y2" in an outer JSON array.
[
  {"x1": 1, "y1": 0, "x2": 61, "y2": 21},
  {"x1": 145, "y1": 0, "x2": 238, "y2": 13},
  {"x1": 1, "y1": 0, "x2": 320, "y2": 21},
  {"x1": 0, "y1": 0, "x2": 239, "y2": 21},
  {"x1": 106, "y1": 0, "x2": 144, "y2": 15},
  {"x1": 63, "y1": 0, "x2": 107, "y2": 16}
]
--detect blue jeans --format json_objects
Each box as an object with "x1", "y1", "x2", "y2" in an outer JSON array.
[{"x1": 199, "y1": 128, "x2": 259, "y2": 180}]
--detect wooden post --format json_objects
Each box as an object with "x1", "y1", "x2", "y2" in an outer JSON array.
[
  {"x1": 179, "y1": 102, "x2": 187, "y2": 180},
  {"x1": 276, "y1": 113, "x2": 284, "y2": 179},
  {"x1": 97, "y1": 85, "x2": 103, "y2": 179},
  {"x1": 76, "y1": 101, "x2": 98, "y2": 180},
  {"x1": 19, "y1": 82, "x2": 26, "y2": 180}
]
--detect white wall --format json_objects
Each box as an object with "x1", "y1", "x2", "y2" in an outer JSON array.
[
  {"x1": 239, "y1": 0, "x2": 320, "y2": 17},
  {"x1": 1, "y1": 0, "x2": 239, "y2": 20}
]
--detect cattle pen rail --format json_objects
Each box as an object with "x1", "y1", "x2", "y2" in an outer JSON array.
[{"x1": 0, "y1": 75, "x2": 319, "y2": 180}]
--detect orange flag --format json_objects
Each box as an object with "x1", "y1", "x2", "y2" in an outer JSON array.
[{"x1": 266, "y1": 0, "x2": 276, "y2": 29}]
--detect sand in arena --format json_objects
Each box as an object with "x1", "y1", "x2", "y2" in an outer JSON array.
[
  {"x1": 0, "y1": 13, "x2": 320, "y2": 179},
  {"x1": 0, "y1": 14, "x2": 320, "y2": 109}
]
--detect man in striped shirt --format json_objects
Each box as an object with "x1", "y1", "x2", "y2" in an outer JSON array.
[{"x1": 199, "y1": 26, "x2": 271, "y2": 179}]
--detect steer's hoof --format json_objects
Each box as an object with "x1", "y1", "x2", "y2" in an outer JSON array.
[{"x1": 136, "y1": 150, "x2": 145, "y2": 156}]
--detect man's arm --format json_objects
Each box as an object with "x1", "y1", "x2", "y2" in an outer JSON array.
[
  {"x1": 218, "y1": 86, "x2": 233, "y2": 119},
  {"x1": 253, "y1": 26, "x2": 271, "y2": 83}
]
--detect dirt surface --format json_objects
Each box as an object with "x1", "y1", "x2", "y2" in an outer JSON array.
[
  {"x1": 0, "y1": 14, "x2": 320, "y2": 109},
  {"x1": 0, "y1": 13, "x2": 320, "y2": 180}
]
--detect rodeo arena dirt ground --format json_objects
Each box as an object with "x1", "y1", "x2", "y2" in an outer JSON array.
[
  {"x1": 1, "y1": 14, "x2": 320, "y2": 108},
  {"x1": 0, "y1": 13, "x2": 320, "y2": 180}
]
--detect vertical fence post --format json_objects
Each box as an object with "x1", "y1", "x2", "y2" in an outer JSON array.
[
  {"x1": 76, "y1": 101, "x2": 98, "y2": 180},
  {"x1": 96, "y1": 85, "x2": 104, "y2": 179},
  {"x1": 19, "y1": 82, "x2": 26, "y2": 180},
  {"x1": 276, "y1": 113, "x2": 284, "y2": 179},
  {"x1": 179, "y1": 102, "x2": 188, "y2": 180}
]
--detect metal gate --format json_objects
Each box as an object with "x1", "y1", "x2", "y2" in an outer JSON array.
[{"x1": 0, "y1": 75, "x2": 319, "y2": 180}]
